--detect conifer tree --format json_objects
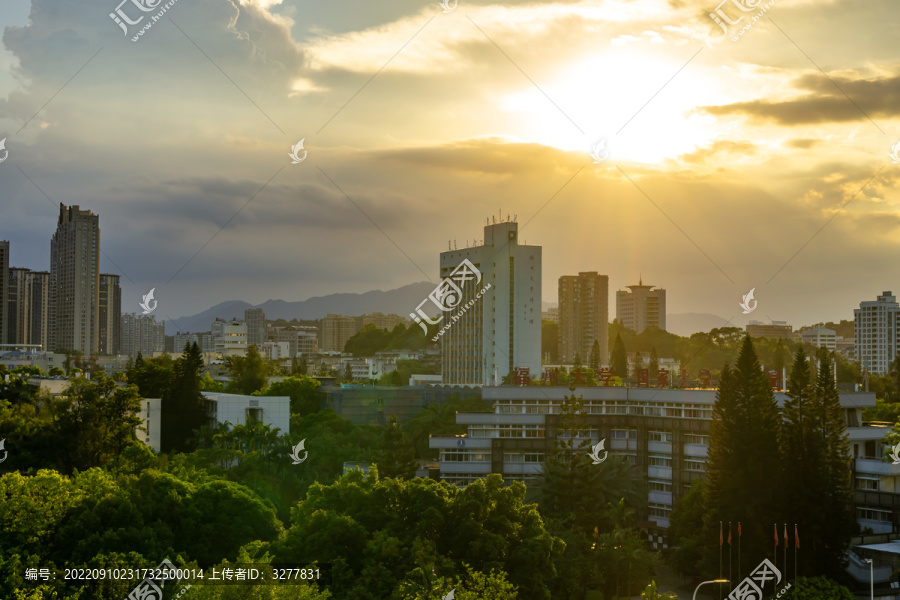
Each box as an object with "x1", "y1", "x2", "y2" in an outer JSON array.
[
  {"x1": 811, "y1": 349, "x2": 854, "y2": 574},
  {"x1": 161, "y1": 342, "x2": 207, "y2": 453},
  {"x1": 648, "y1": 347, "x2": 659, "y2": 381},
  {"x1": 703, "y1": 335, "x2": 782, "y2": 574},
  {"x1": 611, "y1": 334, "x2": 628, "y2": 378},
  {"x1": 590, "y1": 340, "x2": 601, "y2": 373},
  {"x1": 781, "y1": 347, "x2": 823, "y2": 576}
]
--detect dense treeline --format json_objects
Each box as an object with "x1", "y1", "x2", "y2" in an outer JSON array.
[{"x1": 669, "y1": 337, "x2": 856, "y2": 584}]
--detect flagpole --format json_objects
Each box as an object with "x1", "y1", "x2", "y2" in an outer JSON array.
[
  {"x1": 783, "y1": 523, "x2": 787, "y2": 580},
  {"x1": 794, "y1": 523, "x2": 798, "y2": 581},
  {"x1": 738, "y1": 521, "x2": 741, "y2": 581},
  {"x1": 729, "y1": 521, "x2": 733, "y2": 587},
  {"x1": 774, "y1": 523, "x2": 778, "y2": 595},
  {"x1": 720, "y1": 521, "x2": 723, "y2": 600}
]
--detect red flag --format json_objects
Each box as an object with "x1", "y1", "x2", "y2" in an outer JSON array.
[
  {"x1": 728, "y1": 525, "x2": 732, "y2": 545},
  {"x1": 738, "y1": 522, "x2": 742, "y2": 537},
  {"x1": 784, "y1": 523, "x2": 788, "y2": 546},
  {"x1": 774, "y1": 524, "x2": 779, "y2": 546},
  {"x1": 795, "y1": 524, "x2": 799, "y2": 549}
]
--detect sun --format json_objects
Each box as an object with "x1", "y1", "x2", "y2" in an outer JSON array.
[{"x1": 500, "y1": 51, "x2": 723, "y2": 164}]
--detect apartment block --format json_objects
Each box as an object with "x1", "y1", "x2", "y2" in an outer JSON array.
[
  {"x1": 616, "y1": 279, "x2": 666, "y2": 333},
  {"x1": 558, "y1": 272, "x2": 609, "y2": 365},
  {"x1": 48, "y1": 204, "x2": 101, "y2": 354},
  {"x1": 855, "y1": 292, "x2": 900, "y2": 375},
  {"x1": 245, "y1": 308, "x2": 266, "y2": 348},
  {"x1": 322, "y1": 314, "x2": 358, "y2": 352},
  {"x1": 121, "y1": 313, "x2": 165, "y2": 356},
  {"x1": 98, "y1": 274, "x2": 121, "y2": 355}
]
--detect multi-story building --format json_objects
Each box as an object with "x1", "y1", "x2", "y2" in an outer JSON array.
[
  {"x1": 0, "y1": 241, "x2": 8, "y2": 345},
  {"x1": 542, "y1": 307, "x2": 559, "y2": 322},
  {"x1": 429, "y1": 386, "x2": 876, "y2": 550},
  {"x1": 121, "y1": 313, "x2": 165, "y2": 356},
  {"x1": 98, "y1": 274, "x2": 121, "y2": 355},
  {"x1": 746, "y1": 320, "x2": 793, "y2": 340},
  {"x1": 855, "y1": 292, "x2": 900, "y2": 375},
  {"x1": 357, "y1": 312, "x2": 407, "y2": 331},
  {"x1": 245, "y1": 308, "x2": 266, "y2": 349},
  {"x1": 6, "y1": 269, "x2": 50, "y2": 349},
  {"x1": 435, "y1": 220, "x2": 541, "y2": 386},
  {"x1": 48, "y1": 204, "x2": 101, "y2": 354},
  {"x1": 136, "y1": 392, "x2": 291, "y2": 453},
  {"x1": 800, "y1": 326, "x2": 837, "y2": 351},
  {"x1": 616, "y1": 279, "x2": 666, "y2": 333},
  {"x1": 273, "y1": 326, "x2": 318, "y2": 357},
  {"x1": 7, "y1": 268, "x2": 32, "y2": 345},
  {"x1": 173, "y1": 333, "x2": 199, "y2": 353},
  {"x1": 558, "y1": 272, "x2": 609, "y2": 365},
  {"x1": 215, "y1": 320, "x2": 247, "y2": 356},
  {"x1": 322, "y1": 314, "x2": 358, "y2": 352}
]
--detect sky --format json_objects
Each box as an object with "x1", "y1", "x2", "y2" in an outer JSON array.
[{"x1": 0, "y1": 0, "x2": 898, "y2": 328}]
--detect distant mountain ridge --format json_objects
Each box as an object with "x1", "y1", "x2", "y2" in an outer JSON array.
[{"x1": 165, "y1": 282, "x2": 435, "y2": 335}]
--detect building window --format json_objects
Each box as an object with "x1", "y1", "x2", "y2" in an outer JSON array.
[
  {"x1": 856, "y1": 477, "x2": 879, "y2": 491},
  {"x1": 857, "y1": 508, "x2": 892, "y2": 523},
  {"x1": 649, "y1": 480, "x2": 672, "y2": 492},
  {"x1": 649, "y1": 455, "x2": 672, "y2": 467},
  {"x1": 684, "y1": 434, "x2": 710, "y2": 445},
  {"x1": 683, "y1": 459, "x2": 706, "y2": 472},
  {"x1": 649, "y1": 431, "x2": 673, "y2": 442}
]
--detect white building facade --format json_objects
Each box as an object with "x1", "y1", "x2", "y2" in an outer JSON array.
[
  {"x1": 436, "y1": 221, "x2": 541, "y2": 386},
  {"x1": 854, "y1": 291, "x2": 900, "y2": 375}
]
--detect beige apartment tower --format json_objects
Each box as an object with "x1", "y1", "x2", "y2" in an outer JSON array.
[
  {"x1": 322, "y1": 314, "x2": 358, "y2": 352},
  {"x1": 616, "y1": 279, "x2": 666, "y2": 334},
  {"x1": 48, "y1": 204, "x2": 101, "y2": 354},
  {"x1": 558, "y1": 272, "x2": 609, "y2": 365}
]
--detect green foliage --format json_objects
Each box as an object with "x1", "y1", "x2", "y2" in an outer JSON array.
[
  {"x1": 126, "y1": 353, "x2": 175, "y2": 398},
  {"x1": 225, "y1": 344, "x2": 269, "y2": 395},
  {"x1": 375, "y1": 415, "x2": 418, "y2": 479},
  {"x1": 258, "y1": 375, "x2": 321, "y2": 416},
  {"x1": 703, "y1": 335, "x2": 782, "y2": 575},
  {"x1": 641, "y1": 580, "x2": 677, "y2": 600},
  {"x1": 161, "y1": 342, "x2": 207, "y2": 454},
  {"x1": 666, "y1": 478, "x2": 705, "y2": 577},
  {"x1": 404, "y1": 396, "x2": 491, "y2": 459},
  {"x1": 864, "y1": 397, "x2": 900, "y2": 423},
  {"x1": 777, "y1": 576, "x2": 854, "y2": 600},
  {"x1": 345, "y1": 323, "x2": 428, "y2": 356},
  {"x1": 377, "y1": 359, "x2": 436, "y2": 386},
  {"x1": 273, "y1": 471, "x2": 561, "y2": 600},
  {"x1": 542, "y1": 320, "x2": 559, "y2": 363},
  {"x1": 611, "y1": 333, "x2": 628, "y2": 378}
]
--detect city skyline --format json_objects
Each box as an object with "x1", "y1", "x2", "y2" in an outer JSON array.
[{"x1": 1, "y1": 0, "x2": 898, "y2": 328}]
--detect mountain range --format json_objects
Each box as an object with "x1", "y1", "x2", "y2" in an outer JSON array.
[{"x1": 165, "y1": 284, "x2": 732, "y2": 337}]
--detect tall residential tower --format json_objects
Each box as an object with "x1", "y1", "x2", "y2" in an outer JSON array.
[
  {"x1": 48, "y1": 204, "x2": 101, "y2": 353},
  {"x1": 616, "y1": 279, "x2": 666, "y2": 334},
  {"x1": 558, "y1": 272, "x2": 609, "y2": 365}
]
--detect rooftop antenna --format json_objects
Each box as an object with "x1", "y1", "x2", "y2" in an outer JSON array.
[
  {"x1": 454, "y1": 239, "x2": 457, "y2": 250},
  {"x1": 448, "y1": 240, "x2": 451, "y2": 251}
]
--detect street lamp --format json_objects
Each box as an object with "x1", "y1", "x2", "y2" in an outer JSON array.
[
  {"x1": 693, "y1": 579, "x2": 729, "y2": 600},
  {"x1": 864, "y1": 558, "x2": 874, "y2": 600}
]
